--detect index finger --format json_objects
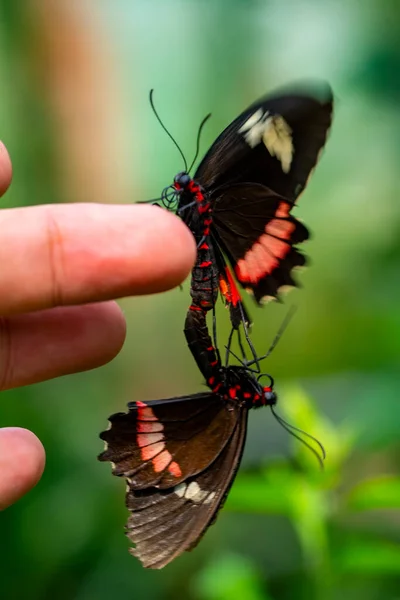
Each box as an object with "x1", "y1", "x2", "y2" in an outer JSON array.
[
  {"x1": 0, "y1": 142, "x2": 12, "y2": 196},
  {"x1": 0, "y1": 203, "x2": 196, "y2": 315}
]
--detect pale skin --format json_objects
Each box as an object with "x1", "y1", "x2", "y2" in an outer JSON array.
[{"x1": 0, "y1": 142, "x2": 196, "y2": 510}]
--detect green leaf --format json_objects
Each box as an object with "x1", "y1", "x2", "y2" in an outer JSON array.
[{"x1": 346, "y1": 475, "x2": 400, "y2": 511}]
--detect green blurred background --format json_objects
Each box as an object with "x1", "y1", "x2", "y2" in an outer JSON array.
[{"x1": 1, "y1": 0, "x2": 399, "y2": 598}]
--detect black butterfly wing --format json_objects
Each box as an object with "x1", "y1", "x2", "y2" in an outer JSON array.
[
  {"x1": 99, "y1": 393, "x2": 240, "y2": 489},
  {"x1": 194, "y1": 82, "x2": 332, "y2": 303},
  {"x1": 125, "y1": 406, "x2": 248, "y2": 568},
  {"x1": 212, "y1": 183, "x2": 309, "y2": 301},
  {"x1": 195, "y1": 81, "x2": 333, "y2": 202}
]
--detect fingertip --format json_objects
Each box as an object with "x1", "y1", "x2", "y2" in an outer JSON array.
[
  {"x1": 0, "y1": 428, "x2": 45, "y2": 510},
  {"x1": 135, "y1": 204, "x2": 197, "y2": 292},
  {"x1": 0, "y1": 142, "x2": 12, "y2": 196}
]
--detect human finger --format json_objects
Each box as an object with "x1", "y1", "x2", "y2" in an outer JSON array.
[
  {"x1": 0, "y1": 142, "x2": 12, "y2": 197},
  {"x1": 0, "y1": 203, "x2": 196, "y2": 315},
  {"x1": 0, "y1": 301, "x2": 126, "y2": 390},
  {"x1": 0, "y1": 428, "x2": 45, "y2": 510}
]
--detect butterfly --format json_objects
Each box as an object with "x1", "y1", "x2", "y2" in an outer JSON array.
[
  {"x1": 99, "y1": 305, "x2": 278, "y2": 569},
  {"x1": 156, "y1": 81, "x2": 333, "y2": 332},
  {"x1": 99, "y1": 368, "x2": 276, "y2": 569}
]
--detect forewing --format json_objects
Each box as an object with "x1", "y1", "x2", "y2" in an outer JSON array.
[
  {"x1": 212, "y1": 183, "x2": 309, "y2": 301},
  {"x1": 125, "y1": 409, "x2": 247, "y2": 568},
  {"x1": 99, "y1": 393, "x2": 239, "y2": 489},
  {"x1": 195, "y1": 81, "x2": 333, "y2": 201}
]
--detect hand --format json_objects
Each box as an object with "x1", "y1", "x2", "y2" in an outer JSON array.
[{"x1": 0, "y1": 142, "x2": 196, "y2": 510}]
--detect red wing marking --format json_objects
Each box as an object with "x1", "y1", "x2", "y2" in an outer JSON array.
[
  {"x1": 152, "y1": 449, "x2": 173, "y2": 472},
  {"x1": 137, "y1": 420, "x2": 164, "y2": 433},
  {"x1": 234, "y1": 210, "x2": 294, "y2": 283},
  {"x1": 136, "y1": 401, "x2": 182, "y2": 478},
  {"x1": 168, "y1": 461, "x2": 182, "y2": 477},
  {"x1": 219, "y1": 277, "x2": 229, "y2": 298},
  {"x1": 221, "y1": 267, "x2": 242, "y2": 307},
  {"x1": 141, "y1": 441, "x2": 165, "y2": 461},
  {"x1": 136, "y1": 401, "x2": 158, "y2": 421},
  {"x1": 265, "y1": 219, "x2": 295, "y2": 240},
  {"x1": 275, "y1": 201, "x2": 292, "y2": 218},
  {"x1": 260, "y1": 235, "x2": 289, "y2": 260},
  {"x1": 224, "y1": 269, "x2": 241, "y2": 307},
  {"x1": 137, "y1": 432, "x2": 164, "y2": 448}
]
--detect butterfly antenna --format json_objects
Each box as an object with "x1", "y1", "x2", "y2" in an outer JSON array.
[
  {"x1": 149, "y1": 89, "x2": 188, "y2": 172},
  {"x1": 271, "y1": 406, "x2": 326, "y2": 469},
  {"x1": 188, "y1": 113, "x2": 212, "y2": 173},
  {"x1": 247, "y1": 305, "x2": 297, "y2": 368}
]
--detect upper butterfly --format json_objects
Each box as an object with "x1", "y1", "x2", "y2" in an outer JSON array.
[{"x1": 158, "y1": 81, "x2": 333, "y2": 305}]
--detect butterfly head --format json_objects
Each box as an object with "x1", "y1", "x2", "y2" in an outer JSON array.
[
  {"x1": 159, "y1": 172, "x2": 194, "y2": 212},
  {"x1": 261, "y1": 385, "x2": 277, "y2": 407},
  {"x1": 252, "y1": 374, "x2": 277, "y2": 408},
  {"x1": 173, "y1": 172, "x2": 192, "y2": 190},
  {"x1": 222, "y1": 366, "x2": 277, "y2": 409}
]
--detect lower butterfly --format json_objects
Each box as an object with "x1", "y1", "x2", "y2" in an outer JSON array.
[
  {"x1": 98, "y1": 310, "x2": 324, "y2": 569},
  {"x1": 99, "y1": 365, "x2": 275, "y2": 569},
  {"x1": 98, "y1": 308, "x2": 277, "y2": 569}
]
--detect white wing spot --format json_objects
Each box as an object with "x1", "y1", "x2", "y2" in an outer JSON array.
[
  {"x1": 239, "y1": 109, "x2": 294, "y2": 173},
  {"x1": 262, "y1": 115, "x2": 293, "y2": 173},
  {"x1": 174, "y1": 481, "x2": 213, "y2": 503},
  {"x1": 174, "y1": 483, "x2": 187, "y2": 498},
  {"x1": 239, "y1": 108, "x2": 264, "y2": 134},
  {"x1": 239, "y1": 109, "x2": 269, "y2": 148},
  {"x1": 185, "y1": 481, "x2": 210, "y2": 503}
]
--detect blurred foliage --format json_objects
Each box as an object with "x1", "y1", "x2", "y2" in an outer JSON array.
[{"x1": 0, "y1": 0, "x2": 399, "y2": 599}]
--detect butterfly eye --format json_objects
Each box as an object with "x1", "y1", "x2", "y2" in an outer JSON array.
[
  {"x1": 263, "y1": 387, "x2": 277, "y2": 405},
  {"x1": 174, "y1": 172, "x2": 191, "y2": 188}
]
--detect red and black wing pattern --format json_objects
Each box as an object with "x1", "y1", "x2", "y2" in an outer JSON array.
[
  {"x1": 99, "y1": 393, "x2": 240, "y2": 489},
  {"x1": 125, "y1": 411, "x2": 247, "y2": 568},
  {"x1": 212, "y1": 184, "x2": 309, "y2": 301}
]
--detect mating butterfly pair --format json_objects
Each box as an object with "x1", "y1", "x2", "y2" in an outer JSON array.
[{"x1": 99, "y1": 81, "x2": 333, "y2": 568}]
